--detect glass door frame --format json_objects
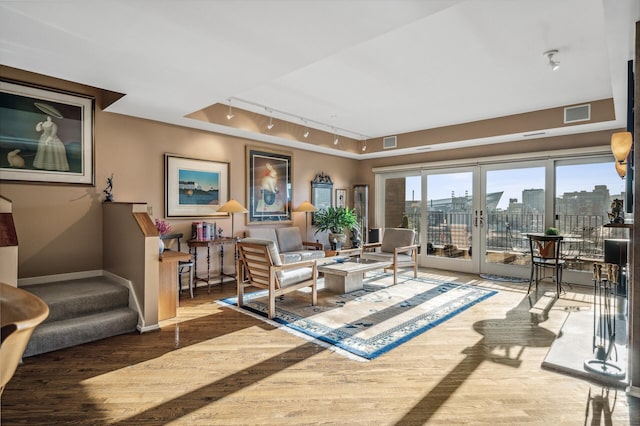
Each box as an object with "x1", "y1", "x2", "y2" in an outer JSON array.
[
  {"x1": 373, "y1": 147, "x2": 612, "y2": 285},
  {"x1": 478, "y1": 159, "x2": 553, "y2": 279}
]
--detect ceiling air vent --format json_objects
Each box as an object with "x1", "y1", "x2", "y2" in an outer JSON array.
[
  {"x1": 383, "y1": 136, "x2": 397, "y2": 149},
  {"x1": 564, "y1": 104, "x2": 591, "y2": 124}
]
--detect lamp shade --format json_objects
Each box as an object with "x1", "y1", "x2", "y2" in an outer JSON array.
[
  {"x1": 293, "y1": 201, "x2": 317, "y2": 213},
  {"x1": 615, "y1": 161, "x2": 626, "y2": 178},
  {"x1": 611, "y1": 132, "x2": 632, "y2": 163},
  {"x1": 217, "y1": 199, "x2": 248, "y2": 214}
]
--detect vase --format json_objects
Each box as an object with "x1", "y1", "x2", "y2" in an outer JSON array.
[{"x1": 159, "y1": 239, "x2": 165, "y2": 254}]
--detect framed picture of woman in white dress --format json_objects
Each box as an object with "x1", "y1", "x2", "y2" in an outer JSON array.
[{"x1": 0, "y1": 80, "x2": 94, "y2": 185}]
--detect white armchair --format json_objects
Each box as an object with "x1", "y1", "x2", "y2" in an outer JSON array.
[
  {"x1": 362, "y1": 228, "x2": 418, "y2": 284},
  {"x1": 236, "y1": 238, "x2": 317, "y2": 319}
]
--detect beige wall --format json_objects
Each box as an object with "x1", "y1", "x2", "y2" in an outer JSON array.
[
  {"x1": 0, "y1": 67, "x2": 360, "y2": 278},
  {"x1": 0, "y1": 65, "x2": 622, "y2": 279}
]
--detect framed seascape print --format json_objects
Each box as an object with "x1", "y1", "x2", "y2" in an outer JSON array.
[
  {"x1": 165, "y1": 154, "x2": 230, "y2": 218},
  {"x1": 0, "y1": 80, "x2": 95, "y2": 185},
  {"x1": 246, "y1": 146, "x2": 292, "y2": 224},
  {"x1": 336, "y1": 188, "x2": 347, "y2": 208}
]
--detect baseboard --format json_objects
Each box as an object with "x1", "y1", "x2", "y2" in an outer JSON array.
[
  {"x1": 627, "y1": 385, "x2": 640, "y2": 399},
  {"x1": 137, "y1": 324, "x2": 160, "y2": 333},
  {"x1": 18, "y1": 270, "x2": 104, "y2": 286}
]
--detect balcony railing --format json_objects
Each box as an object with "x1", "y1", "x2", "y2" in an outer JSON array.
[{"x1": 403, "y1": 211, "x2": 628, "y2": 266}]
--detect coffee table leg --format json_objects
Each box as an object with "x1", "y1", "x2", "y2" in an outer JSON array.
[{"x1": 324, "y1": 273, "x2": 364, "y2": 293}]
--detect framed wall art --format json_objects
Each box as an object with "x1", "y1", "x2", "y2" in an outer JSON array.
[
  {"x1": 311, "y1": 172, "x2": 333, "y2": 224},
  {"x1": 165, "y1": 154, "x2": 230, "y2": 218},
  {"x1": 246, "y1": 146, "x2": 292, "y2": 224},
  {"x1": 336, "y1": 188, "x2": 347, "y2": 208},
  {"x1": 0, "y1": 79, "x2": 95, "y2": 185}
]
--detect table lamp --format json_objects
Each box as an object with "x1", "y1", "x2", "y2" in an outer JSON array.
[
  {"x1": 217, "y1": 199, "x2": 248, "y2": 239},
  {"x1": 294, "y1": 201, "x2": 317, "y2": 241}
]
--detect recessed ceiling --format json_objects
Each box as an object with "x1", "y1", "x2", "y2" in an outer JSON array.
[{"x1": 0, "y1": 0, "x2": 637, "y2": 158}]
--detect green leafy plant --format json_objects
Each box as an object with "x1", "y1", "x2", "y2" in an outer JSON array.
[
  {"x1": 545, "y1": 227, "x2": 560, "y2": 235},
  {"x1": 313, "y1": 206, "x2": 360, "y2": 235}
]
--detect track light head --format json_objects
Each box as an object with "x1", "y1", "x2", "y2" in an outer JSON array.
[
  {"x1": 543, "y1": 49, "x2": 560, "y2": 71},
  {"x1": 267, "y1": 116, "x2": 274, "y2": 130},
  {"x1": 226, "y1": 100, "x2": 234, "y2": 120},
  {"x1": 361, "y1": 140, "x2": 367, "y2": 152},
  {"x1": 334, "y1": 135, "x2": 339, "y2": 145},
  {"x1": 303, "y1": 127, "x2": 309, "y2": 138}
]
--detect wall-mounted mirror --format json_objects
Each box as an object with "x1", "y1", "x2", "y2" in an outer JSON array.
[{"x1": 311, "y1": 173, "x2": 333, "y2": 223}]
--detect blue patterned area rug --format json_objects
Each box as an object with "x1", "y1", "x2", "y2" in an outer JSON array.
[{"x1": 219, "y1": 274, "x2": 497, "y2": 361}]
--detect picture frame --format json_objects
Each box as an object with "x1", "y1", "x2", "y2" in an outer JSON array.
[
  {"x1": 0, "y1": 79, "x2": 95, "y2": 185},
  {"x1": 246, "y1": 146, "x2": 292, "y2": 224},
  {"x1": 165, "y1": 154, "x2": 230, "y2": 218},
  {"x1": 336, "y1": 188, "x2": 347, "y2": 208}
]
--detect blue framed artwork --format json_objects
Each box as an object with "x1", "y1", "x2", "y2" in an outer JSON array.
[
  {"x1": 165, "y1": 154, "x2": 230, "y2": 218},
  {"x1": 0, "y1": 79, "x2": 95, "y2": 185}
]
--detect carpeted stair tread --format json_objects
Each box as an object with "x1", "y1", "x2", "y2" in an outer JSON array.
[
  {"x1": 21, "y1": 276, "x2": 139, "y2": 357},
  {"x1": 23, "y1": 307, "x2": 138, "y2": 357},
  {"x1": 25, "y1": 277, "x2": 130, "y2": 323}
]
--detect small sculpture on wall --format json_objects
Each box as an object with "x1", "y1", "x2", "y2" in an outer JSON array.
[
  {"x1": 608, "y1": 198, "x2": 624, "y2": 224},
  {"x1": 102, "y1": 173, "x2": 114, "y2": 202}
]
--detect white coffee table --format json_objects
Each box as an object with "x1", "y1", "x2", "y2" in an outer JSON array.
[{"x1": 318, "y1": 258, "x2": 392, "y2": 293}]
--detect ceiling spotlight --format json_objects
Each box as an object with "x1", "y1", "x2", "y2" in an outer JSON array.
[
  {"x1": 361, "y1": 139, "x2": 367, "y2": 152},
  {"x1": 334, "y1": 135, "x2": 339, "y2": 145},
  {"x1": 267, "y1": 116, "x2": 274, "y2": 130},
  {"x1": 226, "y1": 100, "x2": 234, "y2": 120},
  {"x1": 544, "y1": 49, "x2": 560, "y2": 71},
  {"x1": 303, "y1": 127, "x2": 309, "y2": 138}
]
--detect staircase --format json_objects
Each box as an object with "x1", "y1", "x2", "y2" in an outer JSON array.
[{"x1": 22, "y1": 276, "x2": 138, "y2": 357}]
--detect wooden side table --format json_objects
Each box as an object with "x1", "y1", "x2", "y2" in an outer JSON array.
[{"x1": 187, "y1": 237, "x2": 237, "y2": 292}]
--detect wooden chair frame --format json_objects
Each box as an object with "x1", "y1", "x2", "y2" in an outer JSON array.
[{"x1": 236, "y1": 241, "x2": 317, "y2": 319}]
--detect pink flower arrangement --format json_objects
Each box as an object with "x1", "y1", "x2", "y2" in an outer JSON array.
[{"x1": 155, "y1": 219, "x2": 172, "y2": 235}]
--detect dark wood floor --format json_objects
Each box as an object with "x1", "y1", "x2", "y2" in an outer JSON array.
[{"x1": 2, "y1": 269, "x2": 639, "y2": 425}]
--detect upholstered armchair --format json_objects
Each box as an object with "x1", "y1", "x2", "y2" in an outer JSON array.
[
  {"x1": 362, "y1": 228, "x2": 418, "y2": 284},
  {"x1": 1, "y1": 283, "x2": 49, "y2": 395},
  {"x1": 236, "y1": 238, "x2": 317, "y2": 319}
]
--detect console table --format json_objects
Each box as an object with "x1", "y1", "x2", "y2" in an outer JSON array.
[{"x1": 187, "y1": 237, "x2": 237, "y2": 292}]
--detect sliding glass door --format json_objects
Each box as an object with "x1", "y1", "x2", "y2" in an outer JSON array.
[
  {"x1": 480, "y1": 162, "x2": 547, "y2": 278},
  {"x1": 422, "y1": 168, "x2": 478, "y2": 273},
  {"x1": 376, "y1": 151, "x2": 622, "y2": 284}
]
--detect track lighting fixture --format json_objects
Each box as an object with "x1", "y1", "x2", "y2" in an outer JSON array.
[
  {"x1": 543, "y1": 49, "x2": 560, "y2": 71},
  {"x1": 226, "y1": 100, "x2": 234, "y2": 120},
  {"x1": 361, "y1": 139, "x2": 367, "y2": 152},
  {"x1": 230, "y1": 97, "x2": 371, "y2": 144}
]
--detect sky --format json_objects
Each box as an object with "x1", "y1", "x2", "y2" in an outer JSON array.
[{"x1": 405, "y1": 162, "x2": 627, "y2": 209}]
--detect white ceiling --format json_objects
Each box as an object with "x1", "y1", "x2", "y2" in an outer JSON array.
[{"x1": 0, "y1": 0, "x2": 638, "y2": 158}]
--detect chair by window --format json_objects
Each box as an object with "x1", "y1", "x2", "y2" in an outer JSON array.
[
  {"x1": 362, "y1": 228, "x2": 418, "y2": 284},
  {"x1": 527, "y1": 233, "x2": 564, "y2": 297},
  {"x1": 160, "y1": 233, "x2": 195, "y2": 298},
  {"x1": 236, "y1": 238, "x2": 317, "y2": 319}
]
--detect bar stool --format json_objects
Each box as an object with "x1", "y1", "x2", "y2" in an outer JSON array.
[{"x1": 160, "y1": 233, "x2": 195, "y2": 298}]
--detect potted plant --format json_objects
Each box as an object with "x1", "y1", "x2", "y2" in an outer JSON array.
[{"x1": 313, "y1": 206, "x2": 360, "y2": 249}]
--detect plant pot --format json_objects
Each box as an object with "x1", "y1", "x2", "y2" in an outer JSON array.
[{"x1": 329, "y1": 233, "x2": 347, "y2": 249}]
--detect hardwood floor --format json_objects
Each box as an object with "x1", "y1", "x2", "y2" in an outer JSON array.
[{"x1": 2, "y1": 269, "x2": 638, "y2": 425}]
